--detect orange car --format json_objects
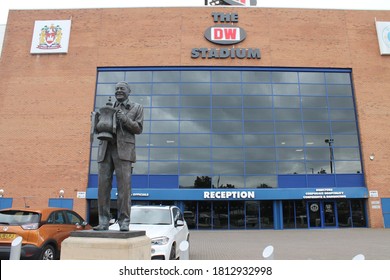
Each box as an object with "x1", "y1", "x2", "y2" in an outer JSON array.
[{"x1": 0, "y1": 207, "x2": 91, "y2": 260}]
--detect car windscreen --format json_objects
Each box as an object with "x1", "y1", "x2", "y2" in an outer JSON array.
[
  {"x1": 131, "y1": 208, "x2": 172, "y2": 225},
  {"x1": 0, "y1": 211, "x2": 40, "y2": 225}
]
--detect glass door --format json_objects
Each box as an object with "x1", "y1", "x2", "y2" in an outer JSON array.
[
  {"x1": 323, "y1": 201, "x2": 336, "y2": 227},
  {"x1": 308, "y1": 201, "x2": 322, "y2": 228},
  {"x1": 307, "y1": 201, "x2": 337, "y2": 228}
]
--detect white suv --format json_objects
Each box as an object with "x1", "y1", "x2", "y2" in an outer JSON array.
[{"x1": 109, "y1": 205, "x2": 190, "y2": 260}]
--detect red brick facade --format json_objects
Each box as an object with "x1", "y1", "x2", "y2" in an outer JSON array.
[{"x1": 0, "y1": 7, "x2": 389, "y2": 226}]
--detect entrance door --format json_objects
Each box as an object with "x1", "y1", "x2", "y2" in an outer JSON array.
[
  {"x1": 307, "y1": 201, "x2": 337, "y2": 228},
  {"x1": 323, "y1": 201, "x2": 336, "y2": 227},
  {"x1": 308, "y1": 201, "x2": 322, "y2": 228}
]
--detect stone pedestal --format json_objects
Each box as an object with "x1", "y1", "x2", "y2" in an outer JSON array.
[{"x1": 60, "y1": 230, "x2": 151, "y2": 260}]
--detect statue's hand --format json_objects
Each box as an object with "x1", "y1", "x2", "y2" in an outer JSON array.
[{"x1": 116, "y1": 109, "x2": 127, "y2": 122}]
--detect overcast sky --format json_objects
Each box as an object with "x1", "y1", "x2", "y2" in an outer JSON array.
[{"x1": 1, "y1": 0, "x2": 390, "y2": 25}]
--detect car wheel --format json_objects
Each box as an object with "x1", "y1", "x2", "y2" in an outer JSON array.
[
  {"x1": 40, "y1": 244, "x2": 56, "y2": 260},
  {"x1": 169, "y1": 243, "x2": 176, "y2": 260}
]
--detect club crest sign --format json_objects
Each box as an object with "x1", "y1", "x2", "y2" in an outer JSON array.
[
  {"x1": 376, "y1": 20, "x2": 390, "y2": 55},
  {"x1": 30, "y1": 20, "x2": 72, "y2": 54}
]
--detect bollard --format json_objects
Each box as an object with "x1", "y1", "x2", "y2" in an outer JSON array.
[
  {"x1": 262, "y1": 245, "x2": 274, "y2": 260},
  {"x1": 9, "y1": 236, "x2": 23, "y2": 260},
  {"x1": 179, "y1": 240, "x2": 190, "y2": 260},
  {"x1": 352, "y1": 254, "x2": 365, "y2": 260}
]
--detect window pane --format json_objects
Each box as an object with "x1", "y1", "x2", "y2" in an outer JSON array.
[
  {"x1": 276, "y1": 134, "x2": 303, "y2": 146},
  {"x1": 180, "y1": 148, "x2": 211, "y2": 160},
  {"x1": 300, "y1": 84, "x2": 326, "y2": 95},
  {"x1": 212, "y1": 84, "x2": 241, "y2": 95},
  {"x1": 246, "y1": 162, "x2": 276, "y2": 174},
  {"x1": 335, "y1": 161, "x2": 362, "y2": 173},
  {"x1": 275, "y1": 109, "x2": 301, "y2": 121},
  {"x1": 326, "y1": 73, "x2": 350, "y2": 84},
  {"x1": 243, "y1": 96, "x2": 273, "y2": 107},
  {"x1": 244, "y1": 109, "x2": 273, "y2": 121},
  {"x1": 272, "y1": 72, "x2": 298, "y2": 83},
  {"x1": 331, "y1": 122, "x2": 357, "y2": 134},
  {"x1": 273, "y1": 84, "x2": 299, "y2": 95},
  {"x1": 150, "y1": 134, "x2": 179, "y2": 147},
  {"x1": 213, "y1": 108, "x2": 242, "y2": 120},
  {"x1": 213, "y1": 121, "x2": 242, "y2": 133},
  {"x1": 212, "y1": 134, "x2": 242, "y2": 146},
  {"x1": 180, "y1": 134, "x2": 210, "y2": 147},
  {"x1": 152, "y1": 96, "x2": 179, "y2": 107},
  {"x1": 278, "y1": 162, "x2": 306, "y2": 174},
  {"x1": 153, "y1": 71, "x2": 180, "y2": 82},
  {"x1": 299, "y1": 72, "x2": 325, "y2": 84},
  {"x1": 303, "y1": 122, "x2": 330, "y2": 134},
  {"x1": 153, "y1": 83, "x2": 180, "y2": 94},
  {"x1": 242, "y1": 71, "x2": 271, "y2": 82},
  {"x1": 180, "y1": 121, "x2": 210, "y2": 133},
  {"x1": 330, "y1": 110, "x2": 355, "y2": 121},
  {"x1": 245, "y1": 148, "x2": 276, "y2": 160},
  {"x1": 275, "y1": 122, "x2": 302, "y2": 133},
  {"x1": 125, "y1": 71, "x2": 152, "y2": 82},
  {"x1": 242, "y1": 84, "x2": 272, "y2": 95},
  {"x1": 334, "y1": 148, "x2": 360, "y2": 160},
  {"x1": 277, "y1": 148, "x2": 305, "y2": 160},
  {"x1": 244, "y1": 134, "x2": 275, "y2": 146},
  {"x1": 130, "y1": 96, "x2": 151, "y2": 107},
  {"x1": 302, "y1": 109, "x2": 328, "y2": 121},
  {"x1": 328, "y1": 97, "x2": 354, "y2": 108},
  {"x1": 180, "y1": 108, "x2": 210, "y2": 120},
  {"x1": 274, "y1": 96, "x2": 300, "y2": 108},
  {"x1": 181, "y1": 71, "x2": 210, "y2": 82},
  {"x1": 213, "y1": 148, "x2": 243, "y2": 160},
  {"x1": 302, "y1": 96, "x2": 327, "y2": 108},
  {"x1": 181, "y1": 83, "x2": 210, "y2": 95},
  {"x1": 213, "y1": 162, "x2": 244, "y2": 175},
  {"x1": 180, "y1": 162, "x2": 212, "y2": 174},
  {"x1": 327, "y1": 85, "x2": 352, "y2": 96},
  {"x1": 212, "y1": 71, "x2": 241, "y2": 82},
  {"x1": 151, "y1": 121, "x2": 179, "y2": 133},
  {"x1": 151, "y1": 108, "x2": 179, "y2": 120},
  {"x1": 212, "y1": 96, "x2": 242, "y2": 107},
  {"x1": 150, "y1": 162, "x2": 178, "y2": 174},
  {"x1": 181, "y1": 96, "x2": 210, "y2": 107},
  {"x1": 98, "y1": 72, "x2": 125, "y2": 83},
  {"x1": 332, "y1": 135, "x2": 359, "y2": 146},
  {"x1": 244, "y1": 122, "x2": 274, "y2": 133},
  {"x1": 150, "y1": 148, "x2": 178, "y2": 160},
  {"x1": 306, "y1": 148, "x2": 329, "y2": 160},
  {"x1": 246, "y1": 176, "x2": 276, "y2": 188}
]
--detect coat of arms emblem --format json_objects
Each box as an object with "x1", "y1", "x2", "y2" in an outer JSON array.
[{"x1": 37, "y1": 24, "x2": 63, "y2": 49}]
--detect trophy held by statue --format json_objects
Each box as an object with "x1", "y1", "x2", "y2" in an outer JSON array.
[{"x1": 90, "y1": 97, "x2": 117, "y2": 142}]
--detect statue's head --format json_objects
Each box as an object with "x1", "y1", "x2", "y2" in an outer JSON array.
[{"x1": 115, "y1": 81, "x2": 131, "y2": 103}]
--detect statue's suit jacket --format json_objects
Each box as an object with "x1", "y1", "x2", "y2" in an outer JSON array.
[{"x1": 97, "y1": 99, "x2": 144, "y2": 163}]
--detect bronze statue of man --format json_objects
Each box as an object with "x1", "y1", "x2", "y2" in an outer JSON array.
[{"x1": 92, "y1": 81, "x2": 144, "y2": 231}]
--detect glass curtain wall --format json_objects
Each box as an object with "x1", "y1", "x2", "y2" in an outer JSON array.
[{"x1": 91, "y1": 67, "x2": 361, "y2": 189}]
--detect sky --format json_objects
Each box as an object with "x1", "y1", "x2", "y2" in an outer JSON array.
[{"x1": 1, "y1": 0, "x2": 390, "y2": 25}]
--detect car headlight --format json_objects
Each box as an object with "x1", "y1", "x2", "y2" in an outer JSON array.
[{"x1": 151, "y1": 236, "x2": 169, "y2": 245}]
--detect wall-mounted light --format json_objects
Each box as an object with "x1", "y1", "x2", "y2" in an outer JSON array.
[
  {"x1": 59, "y1": 189, "x2": 65, "y2": 198},
  {"x1": 0, "y1": 189, "x2": 4, "y2": 198},
  {"x1": 369, "y1": 153, "x2": 375, "y2": 161}
]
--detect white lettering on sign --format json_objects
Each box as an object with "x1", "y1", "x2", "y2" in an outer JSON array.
[
  {"x1": 203, "y1": 191, "x2": 255, "y2": 199},
  {"x1": 211, "y1": 27, "x2": 240, "y2": 41},
  {"x1": 303, "y1": 189, "x2": 346, "y2": 199}
]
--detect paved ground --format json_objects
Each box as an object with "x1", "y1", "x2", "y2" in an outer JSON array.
[{"x1": 188, "y1": 228, "x2": 390, "y2": 260}]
